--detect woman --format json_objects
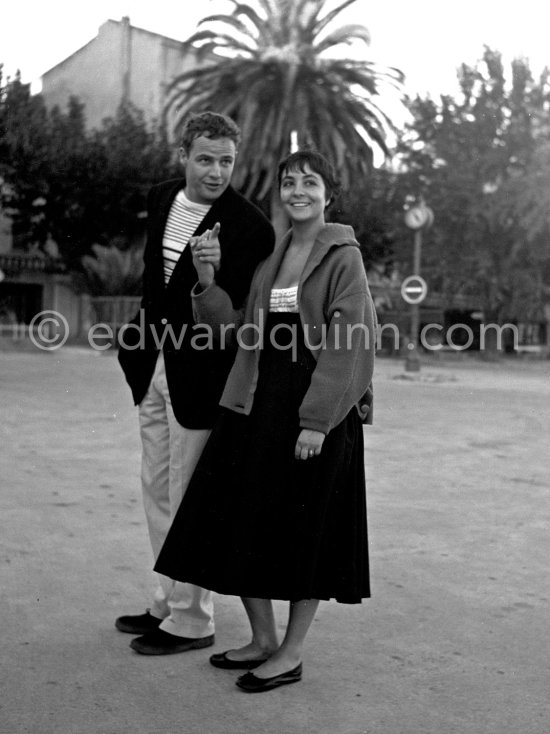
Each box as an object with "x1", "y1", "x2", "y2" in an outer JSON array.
[{"x1": 155, "y1": 150, "x2": 376, "y2": 693}]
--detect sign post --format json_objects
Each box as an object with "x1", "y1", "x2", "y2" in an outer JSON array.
[
  {"x1": 401, "y1": 274, "x2": 428, "y2": 371},
  {"x1": 403, "y1": 202, "x2": 433, "y2": 372}
]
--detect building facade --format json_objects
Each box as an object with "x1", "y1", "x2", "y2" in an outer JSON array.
[
  {"x1": 40, "y1": 16, "x2": 198, "y2": 132},
  {"x1": 1, "y1": 17, "x2": 203, "y2": 343}
]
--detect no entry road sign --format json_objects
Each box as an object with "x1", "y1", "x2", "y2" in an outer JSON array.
[{"x1": 401, "y1": 275, "x2": 428, "y2": 305}]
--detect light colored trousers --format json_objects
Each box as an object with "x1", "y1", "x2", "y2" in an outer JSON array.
[{"x1": 138, "y1": 353, "x2": 213, "y2": 638}]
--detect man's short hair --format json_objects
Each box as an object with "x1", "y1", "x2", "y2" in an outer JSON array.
[{"x1": 180, "y1": 111, "x2": 241, "y2": 152}]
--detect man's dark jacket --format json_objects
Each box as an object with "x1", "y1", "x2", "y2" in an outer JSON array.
[{"x1": 118, "y1": 178, "x2": 275, "y2": 429}]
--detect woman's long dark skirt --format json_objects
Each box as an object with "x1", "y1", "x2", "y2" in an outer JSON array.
[{"x1": 155, "y1": 313, "x2": 370, "y2": 603}]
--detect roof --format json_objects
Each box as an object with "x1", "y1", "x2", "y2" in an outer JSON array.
[{"x1": 41, "y1": 17, "x2": 186, "y2": 78}]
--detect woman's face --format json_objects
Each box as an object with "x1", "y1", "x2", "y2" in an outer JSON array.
[{"x1": 279, "y1": 163, "x2": 329, "y2": 225}]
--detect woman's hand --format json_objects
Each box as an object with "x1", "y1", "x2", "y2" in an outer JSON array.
[
  {"x1": 190, "y1": 222, "x2": 221, "y2": 288},
  {"x1": 295, "y1": 429, "x2": 325, "y2": 460}
]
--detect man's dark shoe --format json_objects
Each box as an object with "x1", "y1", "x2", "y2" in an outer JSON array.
[
  {"x1": 130, "y1": 628, "x2": 215, "y2": 655},
  {"x1": 115, "y1": 610, "x2": 162, "y2": 635}
]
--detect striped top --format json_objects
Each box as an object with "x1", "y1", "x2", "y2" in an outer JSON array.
[
  {"x1": 162, "y1": 190, "x2": 211, "y2": 283},
  {"x1": 269, "y1": 286, "x2": 299, "y2": 312}
]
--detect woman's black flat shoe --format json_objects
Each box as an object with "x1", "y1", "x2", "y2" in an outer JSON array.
[
  {"x1": 209, "y1": 651, "x2": 269, "y2": 670},
  {"x1": 236, "y1": 663, "x2": 302, "y2": 692}
]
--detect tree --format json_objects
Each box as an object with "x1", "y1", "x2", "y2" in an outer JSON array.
[
  {"x1": 1, "y1": 78, "x2": 177, "y2": 269},
  {"x1": 395, "y1": 48, "x2": 550, "y2": 325},
  {"x1": 44, "y1": 100, "x2": 176, "y2": 266},
  {"x1": 43, "y1": 96, "x2": 102, "y2": 263},
  {"x1": 0, "y1": 71, "x2": 51, "y2": 249},
  {"x1": 165, "y1": 0, "x2": 403, "y2": 231},
  {"x1": 331, "y1": 165, "x2": 398, "y2": 270}
]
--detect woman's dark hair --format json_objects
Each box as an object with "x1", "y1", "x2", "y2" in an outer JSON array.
[{"x1": 277, "y1": 150, "x2": 342, "y2": 205}]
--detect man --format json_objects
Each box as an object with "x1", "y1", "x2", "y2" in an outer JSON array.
[{"x1": 116, "y1": 111, "x2": 275, "y2": 655}]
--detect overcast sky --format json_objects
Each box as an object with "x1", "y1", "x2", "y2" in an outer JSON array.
[{"x1": 2, "y1": 0, "x2": 549, "y2": 100}]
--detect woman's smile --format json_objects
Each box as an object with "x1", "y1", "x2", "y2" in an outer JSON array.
[{"x1": 280, "y1": 164, "x2": 328, "y2": 223}]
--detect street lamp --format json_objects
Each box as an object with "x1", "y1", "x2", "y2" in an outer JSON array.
[{"x1": 403, "y1": 200, "x2": 434, "y2": 372}]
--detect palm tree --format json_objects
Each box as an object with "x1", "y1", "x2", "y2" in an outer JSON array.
[
  {"x1": 166, "y1": 0, "x2": 403, "y2": 230},
  {"x1": 80, "y1": 243, "x2": 144, "y2": 295}
]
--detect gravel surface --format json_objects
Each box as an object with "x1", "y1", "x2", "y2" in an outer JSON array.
[{"x1": 1, "y1": 349, "x2": 549, "y2": 734}]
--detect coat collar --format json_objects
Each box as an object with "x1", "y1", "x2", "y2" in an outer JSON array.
[
  {"x1": 163, "y1": 181, "x2": 238, "y2": 291},
  {"x1": 257, "y1": 223, "x2": 359, "y2": 308}
]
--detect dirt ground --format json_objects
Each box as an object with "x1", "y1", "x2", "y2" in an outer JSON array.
[{"x1": 1, "y1": 347, "x2": 549, "y2": 734}]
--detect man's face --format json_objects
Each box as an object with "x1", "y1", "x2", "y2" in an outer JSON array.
[{"x1": 179, "y1": 135, "x2": 236, "y2": 204}]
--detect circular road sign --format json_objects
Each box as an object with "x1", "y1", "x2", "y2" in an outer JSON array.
[
  {"x1": 404, "y1": 206, "x2": 428, "y2": 230},
  {"x1": 404, "y1": 204, "x2": 434, "y2": 230},
  {"x1": 401, "y1": 275, "x2": 428, "y2": 305}
]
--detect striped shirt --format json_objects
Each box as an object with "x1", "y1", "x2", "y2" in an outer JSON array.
[{"x1": 162, "y1": 190, "x2": 211, "y2": 284}]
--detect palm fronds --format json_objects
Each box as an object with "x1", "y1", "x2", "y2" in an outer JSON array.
[{"x1": 166, "y1": 0, "x2": 404, "y2": 200}]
